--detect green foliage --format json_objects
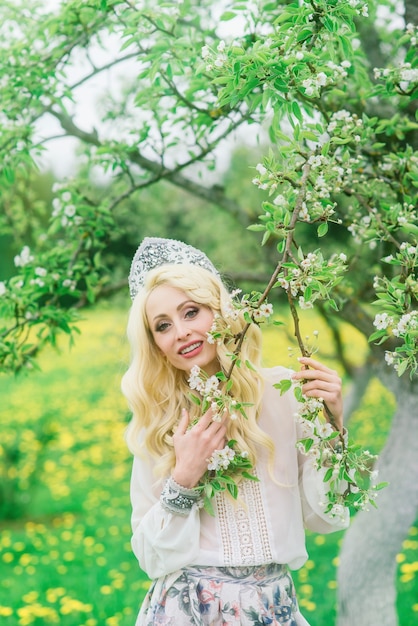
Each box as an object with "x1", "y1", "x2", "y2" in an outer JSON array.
[{"x1": 0, "y1": 412, "x2": 57, "y2": 519}]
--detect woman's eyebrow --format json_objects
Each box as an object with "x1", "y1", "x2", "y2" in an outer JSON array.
[{"x1": 152, "y1": 300, "x2": 195, "y2": 321}]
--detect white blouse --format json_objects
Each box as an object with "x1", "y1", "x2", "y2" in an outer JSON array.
[{"x1": 130, "y1": 366, "x2": 349, "y2": 580}]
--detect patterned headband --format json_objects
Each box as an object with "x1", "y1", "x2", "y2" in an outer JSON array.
[{"x1": 128, "y1": 237, "x2": 220, "y2": 299}]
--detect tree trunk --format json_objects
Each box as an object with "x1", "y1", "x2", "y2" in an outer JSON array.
[{"x1": 337, "y1": 367, "x2": 418, "y2": 626}]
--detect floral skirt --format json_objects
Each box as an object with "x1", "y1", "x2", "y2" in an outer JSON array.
[{"x1": 135, "y1": 563, "x2": 310, "y2": 625}]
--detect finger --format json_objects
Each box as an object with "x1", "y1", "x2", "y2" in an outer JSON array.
[
  {"x1": 192, "y1": 407, "x2": 215, "y2": 432},
  {"x1": 297, "y1": 356, "x2": 335, "y2": 374},
  {"x1": 294, "y1": 368, "x2": 340, "y2": 385},
  {"x1": 195, "y1": 406, "x2": 230, "y2": 432},
  {"x1": 176, "y1": 408, "x2": 190, "y2": 435},
  {"x1": 301, "y1": 379, "x2": 340, "y2": 393}
]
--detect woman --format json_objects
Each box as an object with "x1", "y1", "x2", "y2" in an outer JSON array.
[{"x1": 122, "y1": 237, "x2": 349, "y2": 626}]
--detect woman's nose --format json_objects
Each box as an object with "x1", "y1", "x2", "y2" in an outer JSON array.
[{"x1": 175, "y1": 322, "x2": 191, "y2": 340}]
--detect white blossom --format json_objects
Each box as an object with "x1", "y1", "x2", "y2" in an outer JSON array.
[
  {"x1": 384, "y1": 351, "x2": 395, "y2": 365},
  {"x1": 207, "y1": 446, "x2": 235, "y2": 471},
  {"x1": 317, "y1": 422, "x2": 334, "y2": 438},
  {"x1": 373, "y1": 312, "x2": 393, "y2": 330},
  {"x1": 299, "y1": 296, "x2": 313, "y2": 309},
  {"x1": 14, "y1": 246, "x2": 34, "y2": 268},
  {"x1": 256, "y1": 163, "x2": 267, "y2": 175},
  {"x1": 330, "y1": 503, "x2": 346, "y2": 519},
  {"x1": 316, "y1": 72, "x2": 327, "y2": 86},
  {"x1": 64, "y1": 205, "x2": 76, "y2": 218},
  {"x1": 302, "y1": 79, "x2": 315, "y2": 96}
]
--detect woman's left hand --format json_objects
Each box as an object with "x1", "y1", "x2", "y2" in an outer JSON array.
[{"x1": 292, "y1": 356, "x2": 344, "y2": 432}]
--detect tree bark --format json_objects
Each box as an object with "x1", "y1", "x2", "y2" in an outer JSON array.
[{"x1": 337, "y1": 368, "x2": 418, "y2": 626}]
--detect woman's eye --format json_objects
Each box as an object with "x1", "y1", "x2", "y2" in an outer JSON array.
[
  {"x1": 156, "y1": 321, "x2": 170, "y2": 332},
  {"x1": 185, "y1": 307, "x2": 199, "y2": 319}
]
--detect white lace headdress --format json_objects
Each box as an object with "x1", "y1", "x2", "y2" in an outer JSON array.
[{"x1": 128, "y1": 237, "x2": 220, "y2": 299}]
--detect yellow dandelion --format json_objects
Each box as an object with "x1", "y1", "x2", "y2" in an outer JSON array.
[
  {"x1": 314, "y1": 535, "x2": 325, "y2": 545},
  {"x1": 0, "y1": 606, "x2": 13, "y2": 617},
  {"x1": 22, "y1": 591, "x2": 39, "y2": 603}
]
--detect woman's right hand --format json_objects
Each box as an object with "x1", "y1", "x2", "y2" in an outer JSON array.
[{"x1": 171, "y1": 407, "x2": 227, "y2": 489}]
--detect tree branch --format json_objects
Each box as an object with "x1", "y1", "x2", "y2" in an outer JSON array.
[{"x1": 49, "y1": 108, "x2": 251, "y2": 226}]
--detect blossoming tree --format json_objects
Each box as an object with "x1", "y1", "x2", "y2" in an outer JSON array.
[{"x1": 0, "y1": 0, "x2": 417, "y2": 624}]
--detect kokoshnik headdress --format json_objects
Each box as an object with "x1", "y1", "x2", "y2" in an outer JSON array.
[{"x1": 128, "y1": 237, "x2": 220, "y2": 300}]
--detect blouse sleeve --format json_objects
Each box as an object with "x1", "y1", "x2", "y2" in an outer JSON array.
[{"x1": 130, "y1": 453, "x2": 202, "y2": 579}]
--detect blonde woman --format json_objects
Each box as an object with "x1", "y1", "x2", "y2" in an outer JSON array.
[{"x1": 122, "y1": 237, "x2": 349, "y2": 626}]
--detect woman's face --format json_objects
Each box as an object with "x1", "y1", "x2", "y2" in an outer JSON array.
[{"x1": 145, "y1": 284, "x2": 219, "y2": 376}]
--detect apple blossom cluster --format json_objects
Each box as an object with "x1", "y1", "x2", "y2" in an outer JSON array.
[
  {"x1": 347, "y1": 199, "x2": 418, "y2": 248},
  {"x1": 300, "y1": 60, "x2": 352, "y2": 97},
  {"x1": 10, "y1": 245, "x2": 78, "y2": 294},
  {"x1": 326, "y1": 108, "x2": 364, "y2": 139},
  {"x1": 369, "y1": 241, "x2": 417, "y2": 376},
  {"x1": 275, "y1": 250, "x2": 347, "y2": 310},
  {"x1": 373, "y1": 20, "x2": 418, "y2": 92},
  {"x1": 51, "y1": 192, "x2": 80, "y2": 228},
  {"x1": 252, "y1": 145, "x2": 362, "y2": 226},
  {"x1": 374, "y1": 63, "x2": 418, "y2": 94},
  {"x1": 373, "y1": 309, "x2": 418, "y2": 376},
  {"x1": 187, "y1": 364, "x2": 256, "y2": 514},
  {"x1": 346, "y1": 0, "x2": 369, "y2": 17},
  {"x1": 207, "y1": 291, "x2": 274, "y2": 350},
  {"x1": 201, "y1": 40, "x2": 228, "y2": 73},
  {"x1": 290, "y1": 380, "x2": 384, "y2": 516},
  {"x1": 188, "y1": 365, "x2": 243, "y2": 424},
  {"x1": 374, "y1": 311, "x2": 418, "y2": 337},
  {"x1": 207, "y1": 445, "x2": 239, "y2": 472},
  {"x1": 405, "y1": 22, "x2": 418, "y2": 46},
  {"x1": 14, "y1": 245, "x2": 34, "y2": 268}
]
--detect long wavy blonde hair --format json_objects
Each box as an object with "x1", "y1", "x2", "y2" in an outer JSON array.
[{"x1": 121, "y1": 263, "x2": 275, "y2": 478}]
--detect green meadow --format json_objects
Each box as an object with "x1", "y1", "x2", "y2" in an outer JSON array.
[{"x1": 0, "y1": 305, "x2": 416, "y2": 626}]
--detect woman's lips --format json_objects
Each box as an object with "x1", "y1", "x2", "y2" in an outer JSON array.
[{"x1": 179, "y1": 341, "x2": 203, "y2": 357}]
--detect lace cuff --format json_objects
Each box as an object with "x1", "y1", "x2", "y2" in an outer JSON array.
[{"x1": 160, "y1": 476, "x2": 202, "y2": 516}]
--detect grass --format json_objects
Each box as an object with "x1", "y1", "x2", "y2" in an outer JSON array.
[{"x1": 0, "y1": 304, "x2": 416, "y2": 625}]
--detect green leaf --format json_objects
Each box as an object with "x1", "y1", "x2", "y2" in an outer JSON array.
[
  {"x1": 3, "y1": 168, "x2": 15, "y2": 183},
  {"x1": 396, "y1": 360, "x2": 409, "y2": 377},
  {"x1": 274, "y1": 12, "x2": 296, "y2": 24},
  {"x1": 324, "y1": 467, "x2": 333, "y2": 482},
  {"x1": 317, "y1": 222, "x2": 329, "y2": 237},
  {"x1": 226, "y1": 482, "x2": 238, "y2": 499},
  {"x1": 261, "y1": 230, "x2": 272, "y2": 245},
  {"x1": 273, "y1": 378, "x2": 292, "y2": 395},
  {"x1": 242, "y1": 471, "x2": 259, "y2": 481},
  {"x1": 189, "y1": 393, "x2": 201, "y2": 406},
  {"x1": 291, "y1": 101, "x2": 303, "y2": 122},
  {"x1": 368, "y1": 329, "x2": 388, "y2": 343},
  {"x1": 203, "y1": 496, "x2": 215, "y2": 516},
  {"x1": 220, "y1": 11, "x2": 236, "y2": 21},
  {"x1": 247, "y1": 224, "x2": 266, "y2": 232}
]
